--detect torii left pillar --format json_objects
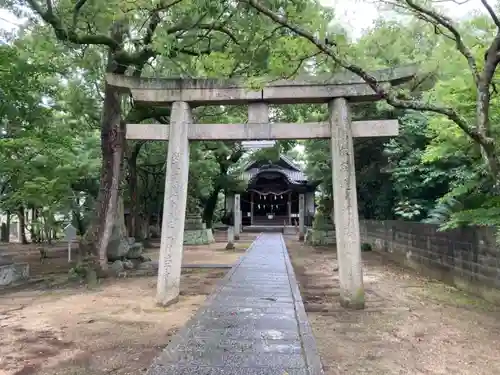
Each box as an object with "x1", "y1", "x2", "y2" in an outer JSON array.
[{"x1": 156, "y1": 101, "x2": 191, "y2": 306}]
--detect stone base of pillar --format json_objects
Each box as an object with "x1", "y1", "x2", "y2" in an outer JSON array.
[
  {"x1": 339, "y1": 290, "x2": 365, "y2": 310},
  {"x1": 298, "y1": 232, "x2": 304, "y2": 241},
  {"x1": 226, "y1": 226, "x2": 235, "y2": 249},
  {"x1": 183, "y1": 215, "x2": 215, "y2": 245},
  {"x1": 156, "y1": 295, "x2": 180, "y2": 308},
  {"x1": 234, "y1": 235, "x2": 240, "y2": 241}
]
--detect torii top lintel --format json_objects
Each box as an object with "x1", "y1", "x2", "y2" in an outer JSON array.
[{"x1": 106, "y1": 65, "x2": 418, "y2": 105}]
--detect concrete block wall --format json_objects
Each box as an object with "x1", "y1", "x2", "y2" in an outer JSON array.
[{"x1": 360, "y1": 220, "x2": 500, "y2": 304}]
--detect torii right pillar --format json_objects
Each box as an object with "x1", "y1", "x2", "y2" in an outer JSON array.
[{"x1": 329, "y1": 98, "x2": 365, "y2": 309}]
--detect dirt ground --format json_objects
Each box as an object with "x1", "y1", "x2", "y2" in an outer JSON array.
[
  {"x1": 0, "y1": 232, "x2": 254, "y2": 280},
  {"x1": 0, "y1": 236, "x2": 251, "y2": 375},
  {"x1": 286, "y1": 239, "x2": 500, "y2": 375}
]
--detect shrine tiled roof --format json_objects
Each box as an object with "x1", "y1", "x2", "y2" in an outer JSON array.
[
  {"x1": 239, "y1": 155, "x2": 308, "y2": 184},
  {"x1": 242, "y1": 167, "x2": 307, "y2": 183}
]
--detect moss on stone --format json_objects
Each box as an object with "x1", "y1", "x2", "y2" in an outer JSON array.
[{"x1": 340, "y1": 287, "x2": 365, "y2": 310}]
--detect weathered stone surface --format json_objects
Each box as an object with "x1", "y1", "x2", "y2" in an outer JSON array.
[
  {"x1": 305, "y1": 211, "x2": 336, "y2": 246},
  {"x1": 329, "y1": 98, "x2": 364, "y2": 309},
  {"x1": 0, "y1": 263, "x2": 29, "y2": 286},
  {"x1": 185, "y1": 216, "x2": 205, "y2": 230},
  {"x1": 110, "y1": 260, "x2": 124, "y2": 275},
  {"x1": 0, "y1": 253, "x2": 13, "y2": 266},
  {"x1": 305, "y1": 228, "x2": 336, "y2": 246},
  {"x1": 183, "y1": 229, "x2": 215, "y2": 245},
  {"x1": 312, "y1": 211, "x2": 334, "y2": 231},
  {"x1": 150, "y1": 225, "x2": 160, "y2": 238},
  {"x1": 126, "y1": 120, "x2": 399, "y2": 142},
  {"x1": 234, "y1": 195, "x2": 241, "y2": 240},
  {"x1": 156, "y1": 101, "x2": 191, "y2": 306},
  {"x1": 123, "y1": 259, "x2": 135, "y2": 270},
  {"x1": 139, "y1": 261, "x2": 157, "y2": 271},
  {"x1": 126, "y1": 242, "x2": 144, "y2": 259},
  {"x1": 360, "y1": 220, "x2": 500, "y2": 304},
  {"x1": 108, "y1": 65, "x2": 418, "y2": 105},
  {"x1": 106, "y1": 227, "x2": 129, "y2": 261},
  {"x1": 146, "y1": 234, "x2": 323, "y2": 375}
]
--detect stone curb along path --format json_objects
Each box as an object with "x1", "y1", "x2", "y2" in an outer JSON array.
[{"x1": 147, "y1": 233, "x2": 324, "y2": 375}]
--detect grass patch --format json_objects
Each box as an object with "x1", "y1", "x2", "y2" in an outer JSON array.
[{"x1": 415, "y1": 281, "x2": 497, "y2": 312}]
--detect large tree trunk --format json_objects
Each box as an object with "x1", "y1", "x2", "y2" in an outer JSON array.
[
  {"x1": 18, "y1": 206, "x2": 28, "y2": 244},
  {"x1": 203, "y1": 185, "x2": 221, "y2": 229},
  {"x1": 82, "y1": 81, "x2": 125, "y2": 270},
  {"x1": 6, "y1": 211, "x2": 10, "y2": 243}
]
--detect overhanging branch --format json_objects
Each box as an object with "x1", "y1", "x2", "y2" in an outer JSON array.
[
  {"x1": 480, "y1": 0, "x2": 500, "y2": 29},
  {"x1": 26, "y1": 0, "x2": 121, "y2": 50},
  {"x1": 242, "y1": 0, "x2": 487, "y2": 149},
  {"x1": 403, "y1": 0, "x2": 479, "y2": 85}
]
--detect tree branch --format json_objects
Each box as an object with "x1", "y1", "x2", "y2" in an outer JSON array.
[
  {"x1": 130, "y1": 0, "x2": 187, "y2": 77},
  {"x1": 72, "y1": 0, "x2": 88, "y2": 31},
  {"x1": 242, "y1": 0, "x2": 488, "y2": 148},
  {"x1": 25, "y1": 0, "x2": 121, "y2": 50},
  {"x1": 27, "y1": 0, "x2": 235, "y2": 78},
  {"x1": 403, "y1": 0, "x2": 480, "y2": 85},
  {"x1": 480, "y1": 0, "x2": 500, "y2": 29},
  {"x1": 125, "y1": 105, "x2": 171, "y2": 124},
  {"x1": 167, "y1": 23, "x2": 239, "y2": 44}
]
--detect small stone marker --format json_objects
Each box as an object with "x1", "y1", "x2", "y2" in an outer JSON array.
[{"x1": 64, "y1": 224, "x2": 77, "y2": 262}]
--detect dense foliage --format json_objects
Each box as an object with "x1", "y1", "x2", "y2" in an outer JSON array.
[{"x1": 1, "y1": 0, "x2": 499, "y2": 257}]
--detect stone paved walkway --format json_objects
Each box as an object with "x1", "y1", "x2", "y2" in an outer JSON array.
[{"x1": 148, "y1": 233, "x2": 323, "y2": 375}]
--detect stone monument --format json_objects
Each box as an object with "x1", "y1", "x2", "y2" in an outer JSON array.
[
  {"x1": 0, "y1": 251, "x2": 29, "y2": 287},
  {"x1": 183, "y1": 196, "x2": 215, "y2": 245},
  {"x1": 305, "y1": 209, "x2": 336, "y2": 246}
]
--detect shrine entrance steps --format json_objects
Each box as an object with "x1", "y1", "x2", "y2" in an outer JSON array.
[
  {"x1": 251, "y1": 215, "x2": 289, "y2": 227},
  {"x1": 243, "y1": 225, "x2": 284, "y2": 233},
  {"x1": 147, "y1": 233, "x2": 323, "y2": 375}
]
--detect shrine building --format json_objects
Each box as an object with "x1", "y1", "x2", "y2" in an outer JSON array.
[{"x1": 227, "y1": 155, "x2": 318, "y2": 229}]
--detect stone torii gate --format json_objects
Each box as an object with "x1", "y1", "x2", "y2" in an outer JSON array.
[{"x1": 107, "y1": 66, "x2": 417, "y2": 309}]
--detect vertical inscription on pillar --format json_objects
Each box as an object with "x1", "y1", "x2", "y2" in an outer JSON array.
[
  {"x1": 329, "y1": 97, "x2": 365, "y2": 310},
  {"x1": 156, "y1": 101, "x2": 191, "y2": 306},
  {"x1": 234, "y1": 194, "x2": 241, "y2": 240}
]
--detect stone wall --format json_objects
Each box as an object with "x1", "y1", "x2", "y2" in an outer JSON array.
[{"x1": 360, "y1": 220, "x2": 500, "y2": 304}]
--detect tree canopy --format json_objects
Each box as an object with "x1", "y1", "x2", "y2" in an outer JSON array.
[{"x1": 1, "y1": 0, "x2": 499, "y2": 255}]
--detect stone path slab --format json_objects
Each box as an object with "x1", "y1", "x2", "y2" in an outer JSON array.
[{"x1": 148, "y1": 233, "x2": 323, "y2": 375}]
